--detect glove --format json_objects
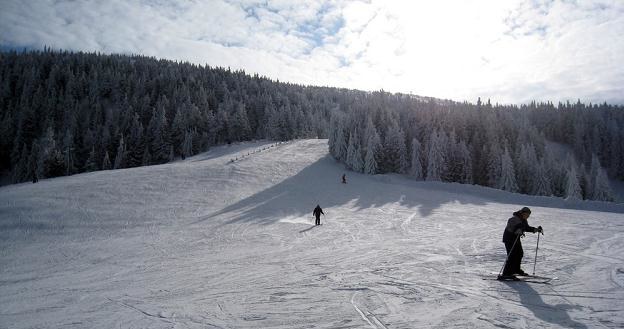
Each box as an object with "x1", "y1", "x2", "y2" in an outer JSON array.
[{"x1": 537, "y1": 226, "x2": 543, "y2": 234}]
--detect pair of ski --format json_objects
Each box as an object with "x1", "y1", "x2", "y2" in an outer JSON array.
[{"x1": 484, "y1": 272, "x2": 558, "y2": 284}]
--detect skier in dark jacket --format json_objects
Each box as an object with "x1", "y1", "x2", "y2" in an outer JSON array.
[
  {"x1": 500, "y1": 207, "x2": 542, "y2": 278},
  {"x1": 313, "y1": 205, "x2": 324, "y2": 226}
]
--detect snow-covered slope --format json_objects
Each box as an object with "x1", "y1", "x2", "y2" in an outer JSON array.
[{"x1": 1, "y1": 139, "x2": 623, "y2": 328}]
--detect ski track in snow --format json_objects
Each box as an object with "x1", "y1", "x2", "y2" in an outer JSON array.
[{"x1": 1, "y1": 139, "x2": 624, "y2": 328}]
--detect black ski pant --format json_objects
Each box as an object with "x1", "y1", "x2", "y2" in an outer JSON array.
[
  {"x1": 315, "y1": 215, "x2": 321, "y2": 225},
  {"x1": 503, "y1": 238, "x2": 523, "y2": 275}
]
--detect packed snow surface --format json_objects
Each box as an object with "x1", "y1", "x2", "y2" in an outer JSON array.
[{"x1": 1, "y1": 139, "x2": 624, "y2": 328}]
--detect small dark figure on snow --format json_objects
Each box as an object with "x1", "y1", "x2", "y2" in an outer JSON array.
[
  {"x1": 500, "y1": 207, "x2": 543, "y2": 279},
  {"x1": 342, "y1": 174, "x2": 347, "y2": 184},
  {"x1": 313, "y1": 204, "x2": 324, "y2": 226}
]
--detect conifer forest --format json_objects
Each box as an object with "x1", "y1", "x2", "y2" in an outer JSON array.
[{"x1": 1, "y1": 49, "x2": 622, "y2": 201}]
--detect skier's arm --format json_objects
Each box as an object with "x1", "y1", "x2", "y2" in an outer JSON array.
[{"x1": 524, "y1": 221, "x2": 537, "y2": 233}]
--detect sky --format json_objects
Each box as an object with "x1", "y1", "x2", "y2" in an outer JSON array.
[{"x1": 1, "y1": 0, "x2": 623, "y2": 105}]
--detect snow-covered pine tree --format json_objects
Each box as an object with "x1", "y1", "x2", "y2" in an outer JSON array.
[
  {"x1": 142, "y1": 147, "x2": 151, "y2": 166},
  {"x1": 126, "y1": 113, "x2": 144, "y2": 167},
  {"x1": 593, "y1": 169, "x2": 614, "y2": 201},
  {"x1": 592, "y1": 165, "x2": 614, "y2": 201},
  {"x1": 587, "y1": 154, "x2": 603, "y2": 199},
  {"x1": 426, "y1": 129, "x2": 445, "y2": 181},
  {"x1": 171, "y1": 108, "x2": 186, "y2": 157},
  {"x1": 230, "y1": 101, "x2": 252, "y2": 141},
  {"x1": 364, "y1": 130, "x2": 380, "y2": 175},
  {"x1": 37, "y1": 125, "x2": 66, "y2": 178},
  {"x1": 532, "y1": 157, "x2": 552, "y2": 196},
  {"x1": 381, "y1": 121, "x2": 408, "y2": 173},
  {"x1": 84, "y1": 147, "x2": 98, "y2": 172},
  {"x1": 62, "y1": 130, "x2": 75, "y2": 175},
  {"x1": 498, "y1": 146, "x2": 519, "y2": 192},
  {"x1": 148, "y1": 105, "x2": 171, "y2": 164},
  {"x1": 168, "y1": 145, "x2": 175, "y2": 162},
  {"x1": 485, "y1": 142, "x2": 502, "y2": 188},
  {"x1": 564, "y1": 165, "x2": 582, "y2": 200},
  {"x1": 515, "y1": 143, "x2": 538, "y2": 194},
  {"x1": 182, "y1": 130, "x2": 193, "y2": 159},
  {"x1": 113, "y1": 134, "x2": 126, "y2": 169},
  {"x1": 102, "y1": 151, "x2": 112, "y2": 170},
  {"x1": 333, "y1": 120, "x2": 347, "y2": 162},
  {"x1": 457, "y1": 139, "x2": 473, "y2": 184},
  {"x1": 409, "y1": 138, "x2": 423, "y2": 180},
  {"x1": 346, "y1": 130, "x2": 363, "y2": 172}
]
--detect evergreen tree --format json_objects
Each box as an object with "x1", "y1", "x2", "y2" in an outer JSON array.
[
  {"x1": 26, "y1": 143, "x2": 38, "y2": 183},
  {"x1": 331, "y1": 117, "x2": 347, "y2": 161},
  {"x1": 346, "y1": 130, "x2": 363, "y2": 172},
  {"x1": 457, "y1": 140, "x2": 473, "y2": 184},
  {"x1": 381, "y1": 121, "x2": 407, "y2": 173},
  {"x1": 142, "y1": 146, "x2": 152, "y2": 166},
  {"x1": 171, "y1": 108, "x2": 187, "y2": 156},
  {"x1": 515, "y1": 143, "x2": 538, "y2": 194},
  {"x1": 102, "y1": 151, "x2": 112, "y2": 170},
  {"x1": 364, "y1": 131, "x2": 380, "y2": 175},
  {"x1": 532, "y1": 157, "x2": 552, "y2": 196},
  {"x1": 498, "y1": 146, "x2": 519, "y2": 192},
  {"x1": 126, "y1": 113, "x2": 145, "y2": 167},
  {"x1": 114, "y1": 134, "x2": 126, "y2": 169},
  {"x1": 37, "y1": 126, "x2": 57, "y2": 179},
  {"x1": 588, "y1": 154, "x2": 601, "y2": 199},
  {"x1": 84, "y1": 147, "x2": 98, "y2": 172},
  {"x1": 147, "y1": 107, "x2": 170, "y2": 164},
  {"x1": 182, "y1": 130, "x2": 193, "y2": 159},
  {"x1": 564, "y1": 165, "x2": 582, "y2": 200},
  {"x1": 486, "y1": 142, "x2": 502, "y2": 188},
  {"x1": 426, "y1": 130, "x2": 445, "y2": 181},
  {"x1": 588, "y1": 153, "x2": 614, "y2": 201},
  {"x1": 409, "y1": 138, "x2": 423, "y2": 180},
  {"x1": 62, "y1": 130, "x2": 76, "y2": 175}
]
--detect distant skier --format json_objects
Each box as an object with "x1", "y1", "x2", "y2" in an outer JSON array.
[
  {"x1": 342, "y1": 174, "x2": 347, "y2": 184},
  {"x1": 313, "y1": 204, "x2": 324, "y2": 226},
  {"x1": 500, "y1": 207, "x2": 543, "y2": 279}
]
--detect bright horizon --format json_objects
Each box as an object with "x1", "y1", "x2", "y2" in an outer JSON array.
[{"x1": 1, "y1": 0, "x2": 623, "y2": 105}]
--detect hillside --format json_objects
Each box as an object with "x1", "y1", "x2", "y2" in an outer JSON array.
[{"x1": 1, "y1": 139, "x2": 623, "y2": 328}]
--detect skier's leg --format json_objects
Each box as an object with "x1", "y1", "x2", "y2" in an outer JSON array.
[
  {"x1": 502, "y1": 241, "x2": 515, "y2": 275},
  {"x1": 515, "y1": 244, "x2": 525, "y2": 274}
]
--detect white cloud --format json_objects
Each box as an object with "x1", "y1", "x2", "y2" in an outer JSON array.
[{"x1": 0, "y1": 0, "x2": 623, "y2": 104}]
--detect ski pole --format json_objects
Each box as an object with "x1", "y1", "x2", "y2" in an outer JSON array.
[
  {"x1": 498, "y1": 232, "x2": 521, "y2": 277},
  {"x1": 532, "y1": 230, "x2": 541, "y2": 276}
]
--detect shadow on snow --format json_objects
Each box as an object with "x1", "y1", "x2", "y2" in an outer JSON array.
[
  {"x1": 505, "y1": 281, "x2": 587, "y2": 328},
  {"x1": 193, "y1": 154, "x2": 624, "y2": 227}
]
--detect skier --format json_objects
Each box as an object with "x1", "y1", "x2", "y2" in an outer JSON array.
[
  {"x1": 500, "y1": 207, "x2": 542, "y2": 279},
  {"x1": 313, "y1": 204, "x2": 324, "y2": 226},
  {"x1": 342, "y1": 174, "x2": 347, "y2": 184}
]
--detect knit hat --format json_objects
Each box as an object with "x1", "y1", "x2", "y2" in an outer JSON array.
[{"x1": 518, "y1": 207, "x2": 531, "y2": 214}]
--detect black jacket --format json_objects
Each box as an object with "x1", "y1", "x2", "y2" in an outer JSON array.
[
  {"x1": 313, "y1": 206, "x2": 324, "y2": 217},
  {"x1": 502, "y1": 213, "x2": 536, "y2": 243}
]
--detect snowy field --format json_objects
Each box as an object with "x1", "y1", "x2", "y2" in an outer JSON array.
[{"x1": 1, "y1": 139, "x2": 623, "y2": 328}]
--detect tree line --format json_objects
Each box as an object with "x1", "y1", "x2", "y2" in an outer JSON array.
[
  {"x1": 0, "y1": 49, "x2": 333, "y2": 184},
  {"x1": 329, "y1": 95, "x2": 623, "y2": 201},
  {"x1": 1, "y1": 49, "x2": 622, "y2": 202}
]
